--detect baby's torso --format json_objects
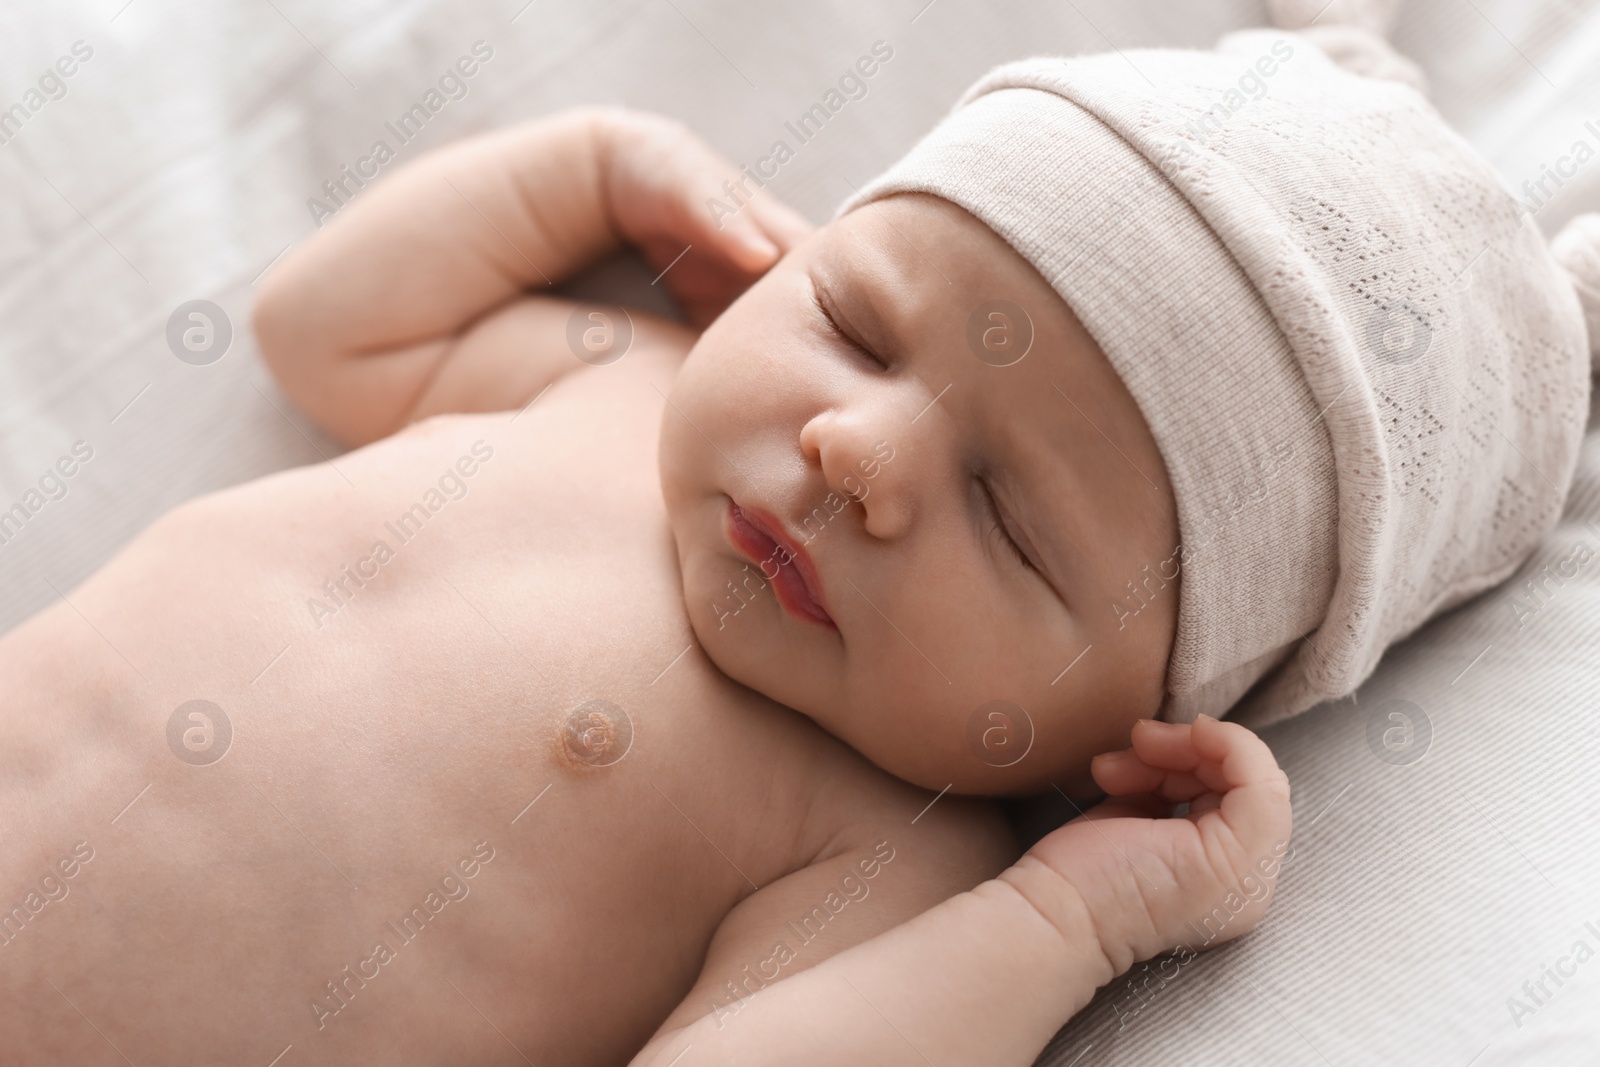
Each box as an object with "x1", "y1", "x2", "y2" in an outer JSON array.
[{"x1": 0, "y1": 341, "x2": 935, "y2": 1065}]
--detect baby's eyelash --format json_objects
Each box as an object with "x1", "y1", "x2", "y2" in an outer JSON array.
[
  {"x1": 978, "y1": 478, "x2": 1033, "y2": 570},
  {"x1": 813, "y1": 292, "x2": 886, "y2": 369}
]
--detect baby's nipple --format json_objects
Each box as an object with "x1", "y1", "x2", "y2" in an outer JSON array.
[{"x1": 560, "y1": 699, "x2": 634, "y2": 767}]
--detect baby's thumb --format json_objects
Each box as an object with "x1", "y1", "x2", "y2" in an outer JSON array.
[
  {"x1": 699, "y1": 185, "x2": 779, "y2": 267},
  {"x1": 665, "y1": 134, "x2": 811, "y2": 269},
  {"x1": 702, "y1": 178, "x2": 814, "y2": 271},
  {"x1": 599, "y1": 108, "x2": 784, "y2": 272}
]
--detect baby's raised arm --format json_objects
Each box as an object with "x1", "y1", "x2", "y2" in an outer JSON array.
[
  {"x1": 254, "y1": 108, "x2": 810, "y2": 446},
  {"x1": 632, "y1": 716, "x2": 1293, "y2": 1065}
]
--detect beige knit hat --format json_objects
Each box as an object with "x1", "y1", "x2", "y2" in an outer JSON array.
[{"x1": 841, "y1": 9, "x2": 1600, "y2": 728}]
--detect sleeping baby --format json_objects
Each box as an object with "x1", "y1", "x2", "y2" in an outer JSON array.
[{"x1": 3, "y1": 7, "x2": 1597, "y2": 1065}]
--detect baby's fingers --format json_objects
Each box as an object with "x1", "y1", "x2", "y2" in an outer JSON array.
[
  {"x1": 1124, "y1": 716, "x2": 1263, "y2": 795},
  {"x1": 1090, "y1": 718, "x2": 1218, "y2": 796},
  {"x1": 1090, "y1": 717, "x2": 1291, "y2": 831},
  {"x1": 598, "y1": 108, "x2": 807, "y2": 272},
  {"x1": 1089, "y1": 748, "x2": 1209, "y2": 801},
  {"x1": 1190, "y1": 714, "x2": 1293, "y2": 846},
  {"x1": 741, "y1": 192, "x2": 813, "y2": 256},
  {"x1": 1189, "y1": 714, "x2": 1285, "y2": 789},
  {"x1": 703, "y1": 190, "x2": 813, "y2": 279},
  {"x1": 1126, "y1": 717, "x2": 1202, "y2": 769}
]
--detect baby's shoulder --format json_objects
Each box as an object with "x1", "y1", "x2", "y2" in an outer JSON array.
[{"x1": 643, "y1": 746, "x2": 1017, "y2": 1041}]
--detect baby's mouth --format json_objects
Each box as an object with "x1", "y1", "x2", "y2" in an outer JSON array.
[{"x1": 724, "y1": 499, "x2": 836, "y2": 629}]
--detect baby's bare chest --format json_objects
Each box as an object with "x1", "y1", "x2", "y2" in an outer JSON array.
[{"x1": 0, "y1": 368, "x2": 892, "y2": 1065}]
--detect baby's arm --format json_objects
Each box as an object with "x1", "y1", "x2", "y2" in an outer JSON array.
[
  {"x1": 254, "y1": 108, "x2": 810, "y2": 446},
  {"x1": 632, "y1": 715, "x2": 1292, "y2": 1065}
]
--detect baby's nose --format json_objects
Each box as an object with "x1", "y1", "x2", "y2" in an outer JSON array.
[{"x1": 799, "y1": 406, "x2": 911, "y2": 541}]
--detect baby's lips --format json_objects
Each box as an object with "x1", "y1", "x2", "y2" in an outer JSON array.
[{"x1": 726, "y1": 500, "x2": 835, "y2": 626}]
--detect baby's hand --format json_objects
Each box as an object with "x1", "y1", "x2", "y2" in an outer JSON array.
[
  {"x1": 633, "y1": 716, "x2": 1289, "y2": 1065},
  {"x1": 256, "y1": 106, "x2": 814, "y2": 444},
  {"x1": 593, "y1": 109, "x2": 813, "y2": 327},
  {"x1": 1019, "y1": 715, "x2": 1293, "y2": 976}
]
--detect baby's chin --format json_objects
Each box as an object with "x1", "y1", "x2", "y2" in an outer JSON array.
[
  {"x1": 663, "y1": 491, "x2": 1093, "y2": 797},
  {"x1": 669, "y1": 527, "x2": 794, "y2": 694}
]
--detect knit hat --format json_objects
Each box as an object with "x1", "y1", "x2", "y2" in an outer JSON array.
[{"x1": 840, "y1": 9, "x2": 1600, "y2": 728}]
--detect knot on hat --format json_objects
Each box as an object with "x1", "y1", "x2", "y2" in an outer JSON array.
[
  {"x1": 1267, "y1": 0, "x2": 1401, "y2": 35},
  {"x1": 1267, "y1": 0, "x2": 1427, "y2": 94},
  {"x1": 1552, "y1": 213, "x2": 1600, "y2": 371}
]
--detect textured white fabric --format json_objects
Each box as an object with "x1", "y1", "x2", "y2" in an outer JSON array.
[
  {"x1": 3, "y1": 2, "x2": 1600, "y2": 1065},
  {"x1": 841, "y1": 36, "x2": 1596, "y2": 728}
]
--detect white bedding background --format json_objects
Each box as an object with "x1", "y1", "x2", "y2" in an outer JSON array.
[{"x1": 2, "y1": 1, "x2": 1598, "y2": 1063}]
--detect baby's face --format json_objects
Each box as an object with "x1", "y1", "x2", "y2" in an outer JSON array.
[{"x1": 660, "y1": 193, "x2": 1178, "y2": 795}]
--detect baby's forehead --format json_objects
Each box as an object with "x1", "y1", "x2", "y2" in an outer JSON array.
[
  {"x1": 819, "y1": 195, "x2": 1007, "y2": 275},
  {"x1": 805, "y1": 209, "x2": 928, "y2": 312},
  {"x1": 811, "y1": 196, "x2": 1072, "y2": 341}
]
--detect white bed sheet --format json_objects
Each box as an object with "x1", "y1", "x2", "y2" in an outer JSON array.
[{"x1": 2, "y1": 1, "x2": 1598, "y2": 1062}]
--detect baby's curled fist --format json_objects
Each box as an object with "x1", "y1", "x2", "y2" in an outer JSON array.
[
  {"x1": 254, "y1": 105, "x2": 815, "y2": 446},
  {"x1": 590, "y1": 107, "x2": 814, "y2": 326},
  {"x1": 1007, "y1": 715, "x2": 1294, "y2": 979}
]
